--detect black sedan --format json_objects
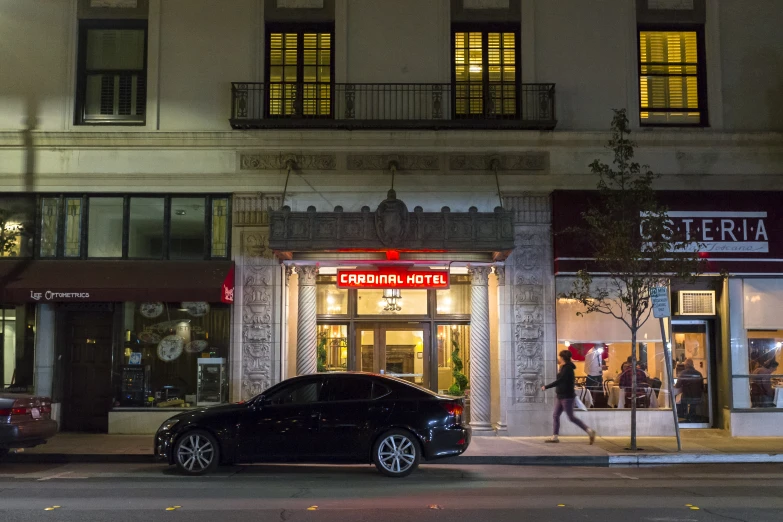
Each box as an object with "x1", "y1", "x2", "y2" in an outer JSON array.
[{"x1": 155, "y1": 373, "x2": 470, "y2": 477}]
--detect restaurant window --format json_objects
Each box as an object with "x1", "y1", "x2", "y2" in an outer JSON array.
[
  {"x1": 115, "y1": 302, "x2": 230, "y2": 408},
  {"x1": 436, "y1": 275, "x2": 471, "y2": 315},
  {"x1": 556, "y1": 278, "x2": 670, "y2": 410},
  {"x1": 76, "y1": 20, "x2": 147, "y2": 125},
  {"x1": 88, "y1": 197, "x2": 124, "y2": 258},
  {"x1": 266, "y1": 27, "x2": 333, "y2": 117},
  {"x1": 356, "y1": 289, "x2": 428, "y2": 316},
  {"x1": 0, "y1": 305, "x2": 35, "y2": 393},
  {"x1": 437, "y1": 324, "x2": 470, "y2": 395},
  {"x1": 453, "y1": 28, "x2": 518, "y2": 117},
  {"x1": 128, "y1": 197, "x2": 164, "y2": 258},
  {"x1": 639, "y1": 29, "x2": 705, "y2": 125},
  {"x1": 316, "y1": 276, "x2": 348, "y2": 315},
  {"x1": 747, "y1": 330, "x2": 783, "y2": 409},
  {"x1": 317, "y1": 324, "x2": 348, "y2": 372},
  {"x1": 210, "y1": 198, "x2": 229, "y2": 258}
]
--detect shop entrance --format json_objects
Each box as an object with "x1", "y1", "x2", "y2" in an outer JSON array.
[
  {"x1": 61, "y1": 310, "x2": 114, "y2": 432},
  {"x1": 672, "y1": 320, "x2": 714, "y2": 428},
  {"x1": 355, "y1": 324, "x2": 431, "y2": 390}
]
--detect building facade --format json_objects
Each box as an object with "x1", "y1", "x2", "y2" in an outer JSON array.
[{"x1": 0, "y1": 0, "x2": 782, "y2": 436}]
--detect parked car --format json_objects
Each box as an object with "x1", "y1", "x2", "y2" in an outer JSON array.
[
  {"x1": 0, "y1": 394, "x2": 58, "y2": 459},
  {"x1": 155, "y1": 372, "x2": 470, "y2": 477}
]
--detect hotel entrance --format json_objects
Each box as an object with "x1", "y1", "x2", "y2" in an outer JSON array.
[{"x1": 356, "y1": 324, "x2": 430, "y2": 388}]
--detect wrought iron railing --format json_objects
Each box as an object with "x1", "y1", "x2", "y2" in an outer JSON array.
[{"x1": 230, "y1": 82, "x2": 556, "y2": 130}]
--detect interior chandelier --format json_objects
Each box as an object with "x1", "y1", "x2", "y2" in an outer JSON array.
[{"x1": 382, "y1": 288, "x2": 402, "y2": 312}]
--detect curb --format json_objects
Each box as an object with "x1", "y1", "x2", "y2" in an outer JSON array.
[
  {"x1": 5, "y1": 453, "x2": 156, "y2": 465},
  {"x1": 609, "y1": 453, "x2": 783, "y2": 466}
]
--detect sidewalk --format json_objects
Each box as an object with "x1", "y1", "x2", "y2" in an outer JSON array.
[{"x1": 7, "y1": 430, "x2": 783, "y2": 466}]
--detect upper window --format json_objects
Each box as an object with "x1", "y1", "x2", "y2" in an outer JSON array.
[
  {"x1": 639, "y1": 29, "x2": 705, "y2": 126},
  {"x1": 453, "y1": 28, "x2": 518, "y2": 118},
  {"x1": 266, "y1": 27, "x2": 333, "y2": 118},
  {"x1": 76, "y1": 20, "x2": 147, "y2": 125}
]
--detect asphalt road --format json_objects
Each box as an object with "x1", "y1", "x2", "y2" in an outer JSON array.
[{"x1": 0, "y1": 461, "x2": 782, "y2": 522}]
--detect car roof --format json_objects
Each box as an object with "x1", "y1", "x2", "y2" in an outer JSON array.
[{"x1": 307, "y1": 372, "x2": 442, "y2": 397}]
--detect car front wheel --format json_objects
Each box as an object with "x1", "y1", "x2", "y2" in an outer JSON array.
[
  {"x1": 174, "y1": 430, "x2": 219, "y2": 475},
  {"x1": 372, "y1": 429, "x2": 420, "y2": 478}
]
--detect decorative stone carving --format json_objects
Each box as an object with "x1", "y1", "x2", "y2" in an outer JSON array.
[
  {"x1": 449, "y1": 153, "x2": 548, "y2": 172},
  {"x1": 494, "y1": 265, "x2": 505, "y2": 286},
  {"x1": 240, "y1": 230, "x2": 276, "y2": 400},
  {"x1": 502, "y1": 193, "x2": 552, "y2": 225},
  {"x1": 240, "y1": 154, "x2": 336, "y2": 170},
  {"x1": 375, "y1": 190, "x2": 410, "y2": 247},
  {"x1": 234, "y1": 193, "x2": 283, "y2": 226},
  {"x1": 296, "y1": 265, "x2": 318, "y2": 375},
  {"x1": 346, "y1": 154, "x2": 440, "y2": 171},
  {"x1": 468, "y1": 266, "x2": 493, "y2": 431}
]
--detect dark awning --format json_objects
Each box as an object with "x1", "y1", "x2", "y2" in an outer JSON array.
[{"x1": 0, "y1": 260, "x2": 234, "y2": 303}]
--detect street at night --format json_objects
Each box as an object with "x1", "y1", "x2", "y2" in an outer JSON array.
[{"x1": 1, "y1": 462, "x2": 783, "y2": 521}]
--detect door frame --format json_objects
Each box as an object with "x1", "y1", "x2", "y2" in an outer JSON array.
[
  {"x1": 354, "y1": 322, "x2": 431, "y2": 390},
  {"x1": 671, "y1": 319, "x2": 714, "y2": 428}
]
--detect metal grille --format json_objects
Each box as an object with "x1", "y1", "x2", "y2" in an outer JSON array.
[{"x1": 678, "y1": 291, "x2": 715, "y2": 315}]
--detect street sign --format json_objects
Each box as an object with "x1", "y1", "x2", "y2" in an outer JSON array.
[{"x1": 650, "y1": 285, "x2": 671, "y2": 318}]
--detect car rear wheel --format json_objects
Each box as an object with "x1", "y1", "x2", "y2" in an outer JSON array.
[
  {"x1": 372, "y1": 429, "x2": 420, "y2": 478},
  {"x1": 174, "y1": 430, "x2": 219, "y2": 475}
]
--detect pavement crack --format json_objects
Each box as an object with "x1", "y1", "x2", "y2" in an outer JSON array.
[
  {"x1": 701, "y1": 508, "x2": 750, "y2": 522},
  {"x1": 279, "y1": 509, "x2": 292, "y2": 521},
  {"x1": 290, "y1": 487, "x2": 310, "y2": 498}
]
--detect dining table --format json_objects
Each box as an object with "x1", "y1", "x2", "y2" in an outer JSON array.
[{"x1": 606, "y1": 381, "x2": 659, "y2": 409}]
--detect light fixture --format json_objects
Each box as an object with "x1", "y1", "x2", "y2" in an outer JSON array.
[
  {"x1": 175, "y1": 209, "x2": 186, "y2": 216},
  {"x1": 382, "y1": 288, "x2": 402, "y2": 312},
  {"x1": 564, "y1": 341, "x2": 571, "y2": 348}
]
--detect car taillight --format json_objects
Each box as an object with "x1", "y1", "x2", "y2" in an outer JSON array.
[
  {"x1": 0, "y1": 408, "x2": 10, "y2": 416},
  {"x1": 40, "y1": 404, "x2": 52, "y2": 414},
  {"x1": 0, "y1": 407, "x2": 30, "y2": 416},
  {"x1": 441, "y1": 401, "x2": 464, "y2": 422}
]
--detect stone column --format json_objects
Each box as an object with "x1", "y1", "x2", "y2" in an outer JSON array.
[
  {"x1": 296, "y1": 265, "x2": 318, "y2": 375},
  {"x1": 494, "y1": 265, "x2": 509, "y2": 433},
  {"x1": 469, "y1": 265, "x2": 493, "y2": 433}
]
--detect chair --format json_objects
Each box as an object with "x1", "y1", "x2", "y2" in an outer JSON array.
[{"x1": 624, "y1": 384, "x2": 652, "y2": 409}]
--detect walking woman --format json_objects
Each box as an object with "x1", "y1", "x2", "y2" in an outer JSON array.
[{"x1": 541, "y1": 350, "x2": 596, "y2": 444}]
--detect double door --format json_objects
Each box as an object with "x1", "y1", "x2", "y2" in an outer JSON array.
[{"x1": 355, "y1": 324, "x2": 431, "y2": 390}]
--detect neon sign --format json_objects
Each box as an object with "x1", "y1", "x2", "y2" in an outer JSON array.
[{"x1": 337, "y1": 269, "x2": 450, "y2": 289}]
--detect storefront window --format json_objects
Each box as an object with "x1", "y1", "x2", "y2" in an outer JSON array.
[
  {"x1": 0, "y1": 196, "x2": 34, "y2": 258},
  {"x1": 170, "y1": 197, "x2": 206, "y2": 260},
  {"x1": 317, "y1": 324, "x2": 348, "y2": 372},
  {"x1": 747, "y1": 330, "x2": 783, "y2": 408},
  {"x1": 436, "y1": 324, "x2": 470, "y2": 395},
  {"x1": 211, "y1": 198, "x2": 229, "y2": 258},
  {"x1": 357, "y1": 289, "x2": 428, "y2": 315},
  {"x1": 129, "y1": 197, "x2": 165, "y2": 258},
  {"x1": 0, "y1": 305, "x2": 35, "y2": 393},
  {"x1": 64, "y1": 198, "x2": 83, "y2": 257},
  {"x1": 39, "y1": 197, "x2": 59, "y2": 257},
  {"x1": 88, "y1": 197, "x2": 123, "y2": 257},
  {"x1": 436, "y1": 275, "x2": 471, "y2": 315},
  {"x1": 116, "y1": 302, "x2": 230, "y2": 408},
  {"x1": 316, "y1": 276, "x2": 348, "y2": 315}
]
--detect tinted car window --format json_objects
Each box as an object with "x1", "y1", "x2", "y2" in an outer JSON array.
[
  {"x1": 371, "y1": 382, "x2": 391, "y2": 399},
  {"x1": 324, "y1": 377, "x2": 373, "y2": 402},
  {"x1": 266, "y1": 380, "x2": 323, "y2": 405}
]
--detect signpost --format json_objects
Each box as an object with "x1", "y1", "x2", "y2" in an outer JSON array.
[{"x1": 651, "y1": 284, "x2": 681, "y2": 451}]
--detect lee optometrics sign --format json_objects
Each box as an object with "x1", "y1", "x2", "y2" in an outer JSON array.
[{"x1": 337, "y1": 269, "x2": 450, "y2": 289}]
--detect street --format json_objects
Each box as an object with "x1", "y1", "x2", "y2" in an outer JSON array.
[{"x1": 0, "y1": 462, "x2": 781, "y2": 521}]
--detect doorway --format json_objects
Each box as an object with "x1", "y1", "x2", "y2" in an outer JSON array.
[
  {"x1": 61, "y1": 310, "x2": 115, "y2": 432},
  {"x1": 355, "y1": 324, "x2": 431, "y2": 389},
  {"x1": 671, "y1": 320, "x2": 714, "y2": 428}
]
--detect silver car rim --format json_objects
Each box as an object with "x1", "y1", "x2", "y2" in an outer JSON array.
[
  {"x1": 177, "y1": 434, "x2": 214, "y2": 472},
  {"x1": 378, "y1": 435, "x2": 416, "y2": 474}
]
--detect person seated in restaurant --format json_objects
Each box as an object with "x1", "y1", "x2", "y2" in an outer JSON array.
[
  {"x1": 678, "y1": 359, "x2": 704, "y2": 421},
  {"x1": 751, "y1": 360, "x2": 779, "y2": 407},
  {"x1": 619, "y1": 362, "x2": 649, "y2": 406}
]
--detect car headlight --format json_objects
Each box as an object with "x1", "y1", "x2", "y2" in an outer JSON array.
[{"x1": 159, "y1": 419, "x2": 180, "y2": 432}]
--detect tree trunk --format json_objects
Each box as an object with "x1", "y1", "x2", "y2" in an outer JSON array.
[{"x1": 630, "y1": 326, "x2": 638, "y2": 451}]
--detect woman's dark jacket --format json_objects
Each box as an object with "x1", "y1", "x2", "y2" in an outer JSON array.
[{"x1": 544, "y1": 362, "x2": 576, "y2": 399}]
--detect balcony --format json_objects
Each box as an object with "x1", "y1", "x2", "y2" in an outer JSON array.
[{"x1": 230, "y1": 83, "x2": 556, "y2": 130}]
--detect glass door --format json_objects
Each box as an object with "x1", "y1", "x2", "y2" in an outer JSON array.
[
  {"x1": 354, "y1": 324, "x2": 431, "y2": 389},
  {"x1": 671, "y1": 320, "x2": 712, "y2": 427}
]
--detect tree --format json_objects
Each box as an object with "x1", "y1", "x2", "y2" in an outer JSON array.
[
  {"x1": 447, "y1": 329, "x2": 469, "y2": 396},
  {"x1": 562, "y1": 109, "x2": 702, "y2": 450},
  {"x1": 0, "y1": 209, "x2": 23, "y2": 257}
]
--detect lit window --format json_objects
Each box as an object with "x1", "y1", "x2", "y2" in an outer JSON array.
[
  {"x1": 639, "y1": 30, "x2": 704, "y2": 125},
  {"x1": 454, "y1": 30, "x2": 517, "y2": 116},
  {"x1": 268, "y1": 29, "x2": 332, "y2": 117}
]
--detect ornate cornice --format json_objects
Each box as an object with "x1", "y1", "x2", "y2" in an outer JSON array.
[
  {"x1": 450, "y1": 153, "x2": 548, "y2": 172},
  {"x1": 234, "y1": 193, "x2": 284, "y2": 226},
  {"x1": 240, "y1": 153, "x2": 336, "y2": 170},
  {"x1": 346, "y1": 154, "x2": 440, "y2": 170}
]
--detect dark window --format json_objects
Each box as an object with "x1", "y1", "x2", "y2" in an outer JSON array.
[
  {"x1": 453, "y1": 28, "x2": 519, "y2": 117},
  {"x1": 324, "y1": 377, "x2": 373, "y2": 402},
  {"x1": 76, "y1": 20, "x2": 147, "y2": 125},
  {"x1": 266, "y1": 379, "x2": 324, "y2": 405},
  {"x1": 170, "y1": 197, "x2": 206, "y2": 260},
  {"x1": 266, "y1": 26, "x2": 333, "y2": 117},
  {"x1": 128, "y1": 197, "x2": 164, "y2": 258},
  {"x1": 371, "y1": 382, "x2": 391, "y2": 400},
  {"x1": 87, "y1": 197, "x2": 123, "y2": 258},
  {"x1": 639, "y1": 29, "x2": 706, "y2": 125}
]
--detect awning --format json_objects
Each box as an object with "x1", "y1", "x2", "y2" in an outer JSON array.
[{"x1": 0, "y1": 260, "x2": 234, "y2": 303}]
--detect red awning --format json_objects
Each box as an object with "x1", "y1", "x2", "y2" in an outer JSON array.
[{"x1": 0, "y1": 260, "x2": 234, "y2": 303}]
